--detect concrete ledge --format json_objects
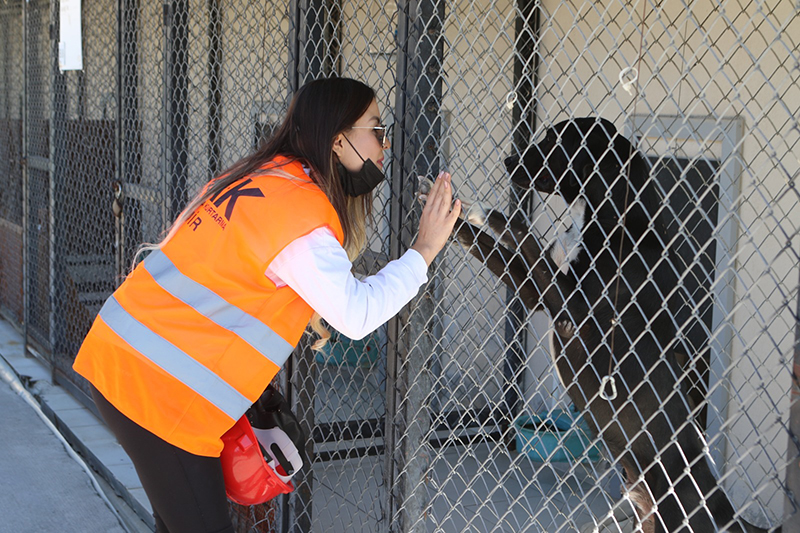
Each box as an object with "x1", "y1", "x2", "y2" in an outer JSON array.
[{"x1": 0, "y1": 319, "x2": 154, "y2": 533}]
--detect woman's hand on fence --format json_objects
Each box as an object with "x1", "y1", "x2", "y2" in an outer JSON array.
[{"x1": 412, "y1": 172, "x2": 461, "y2": 266}]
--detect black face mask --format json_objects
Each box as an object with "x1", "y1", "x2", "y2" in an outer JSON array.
[
  {"x1": 336, "y1": 159, "x2": 385, "y2": 197},
  {"x1": 337, "y1": 135, "x2": 385, "y2": 197}
]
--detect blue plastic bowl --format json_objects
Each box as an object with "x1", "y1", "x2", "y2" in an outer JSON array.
[
  {"x1": 514, "y1": 409, "x2": 601, "y2": 463},
  {"x1": 314, "y1": 332, "x2": 381, "y2": 368}
]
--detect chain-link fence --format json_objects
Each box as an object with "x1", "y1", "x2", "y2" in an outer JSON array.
[{"x1": 1, "y1": 1, "x2": 798, "y2": 532}]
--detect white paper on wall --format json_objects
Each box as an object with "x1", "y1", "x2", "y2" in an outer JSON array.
[{"x1": 59, "y1": 0, "x2": 83, "y2": 71}]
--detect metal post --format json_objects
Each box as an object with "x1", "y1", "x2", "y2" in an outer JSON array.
[
  {"x1": 287, "y1": 0, "x2": 302, "y2": 96},
  {"x1": 21, "y1": 0, "x2": 29, "y2": 352},
  {"x1": 290, "y1": 0, "x2": 338, "y2": 92},
  {"x1": 117, "y1": 0, "x2": 139, "y2": 277},
  {"x1": 501, "y1": 0, "x2": 541, "y2": 435},
  {"x1": 50, "y1": 0, "x2": 69, "y2": 372},
  {"x1": 163, "y1": 0, "x2": 188, "y2": 220},
  {"x1": 382, "y1": 1, "x2": 408, "y2": 523},
  {"x1": 207, "y1": 0, "x2": 221, "y2": 178},
  {"x1": 784, "y1": 265, "x2": 800, "y2": 532},
  {"x1": 286, "y1": 3, "x2": 335, "y2": 531},
  {"x1": 287, "y1": 341, "x2": 316, "y2": 533},
  {"x1": 387, "y1": 1, "x2": 444, "y2": 531}
]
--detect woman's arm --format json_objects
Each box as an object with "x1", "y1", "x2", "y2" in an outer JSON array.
[
  {"x1": 266, "y1": 227, "x2": 427, "y2": 340},
  {"x1": 267, "y1": 172, "x2": 459, "y2": 339}
]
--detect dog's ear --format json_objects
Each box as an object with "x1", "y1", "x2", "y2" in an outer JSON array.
[
  {"x1": 575, "y1": 118, "x2": 619, "y2": 178},
  {"x1": 575, "y1": 120, "x2": 616, "y2": 189},
  {"x1": 605, "y1": 134, "x2": 648, "y2": 183}
]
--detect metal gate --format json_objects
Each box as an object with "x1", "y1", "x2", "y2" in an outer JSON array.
[{"x1": 0, "y1": 1, "x2": 798, "y2": 532}]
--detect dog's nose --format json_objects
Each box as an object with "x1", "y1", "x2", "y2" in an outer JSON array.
[{"x1": 504, "y1": 154, "x2": 520, "y2": 172}]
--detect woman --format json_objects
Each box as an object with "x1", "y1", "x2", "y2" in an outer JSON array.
[{"x1": 72, "y1": 77, "x2": 460, "y2": 532}]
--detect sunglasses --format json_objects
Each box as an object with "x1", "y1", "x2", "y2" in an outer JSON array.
[{"x1": 351, "y1": 124, "x2": 391, "y2": 147}]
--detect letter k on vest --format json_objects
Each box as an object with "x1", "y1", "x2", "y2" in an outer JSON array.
[{"x1": 211, "y1": 179, "x2": 265, "y2": 220}]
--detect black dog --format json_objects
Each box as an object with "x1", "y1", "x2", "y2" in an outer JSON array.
[{"x1": 421, "y1": 117, "x2": 779, "y2": 533}]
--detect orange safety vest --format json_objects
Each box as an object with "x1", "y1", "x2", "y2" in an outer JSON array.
[{"x1": 73, "y1": 156, "x2": 344, "y2": 457}]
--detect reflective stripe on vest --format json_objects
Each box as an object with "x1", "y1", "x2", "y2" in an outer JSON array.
[
  {"x1": 142, "y1": 250, "x2": 293, "y2": 368},
  {"x1": 99, "y1": 296, "x2": 252, "y2": 420},
  {"x1": 98, "y1": 250, "x2": 295, "y2": 421}
]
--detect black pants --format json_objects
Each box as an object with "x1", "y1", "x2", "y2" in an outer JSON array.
[{"x1": 91, "y1": 386, "x2": 235, "y2": 533}]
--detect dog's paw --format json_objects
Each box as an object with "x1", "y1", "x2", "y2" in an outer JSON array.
[
  {"x1": 554, "y1": 319, "x2": 576, "y2": 337},
  {"x1": 416, "y1": 176, "x2": 435, "y2": 205},
  {"x1": 462, "y1": 201, "x2": 488, "y2": 226}
]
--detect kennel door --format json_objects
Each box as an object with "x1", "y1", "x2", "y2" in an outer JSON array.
[{"x1": 630, "y1": 115, "x2": 745, "y2": 472}]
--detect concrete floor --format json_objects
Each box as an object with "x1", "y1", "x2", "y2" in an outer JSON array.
[
  {"x1": 310, "y1": 347, "x2": 641, "y2": 533},
  {"x1": 310, "y1": 442, "x2": 640, "y2": 533},
  {"x1": 310, "y1": 352, "x2": 640, "y2": 533}
]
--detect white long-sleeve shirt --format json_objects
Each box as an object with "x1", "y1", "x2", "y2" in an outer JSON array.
[{"x1": 265, "y1": 227, "x2": 428, "y2": 340}]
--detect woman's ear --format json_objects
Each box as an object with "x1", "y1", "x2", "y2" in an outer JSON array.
[{"x1": 332, "y1": 133, "x2": 346, "y2": 158}]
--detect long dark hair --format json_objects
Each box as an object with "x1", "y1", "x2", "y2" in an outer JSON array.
[{"x1": 140, "y1": 77, "x2": 377, "y2": 265}]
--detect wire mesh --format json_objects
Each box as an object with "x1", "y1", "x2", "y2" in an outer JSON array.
[
  {"x1": 0, "y1": 0, "x2": 798, "y2": 532},
  {"x1": 0, "y1": 1, "x2": 25, "y2": 327}
]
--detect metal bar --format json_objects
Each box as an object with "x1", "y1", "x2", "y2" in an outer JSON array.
[
  {"x1": 313, "y1": 417, "x2": 383, "y2": 443},
  {"x1": 287, "y1": 0, "x2": 301, "y2": 96},
  {"x1": 383, "y1": 3, "x2": 411, "y2": 525},
  {"x1": 160, "y1": 1, "x2": 169, "y2": 229},
  {"x1": 301, "y1": 0, "x2": 322, "y2": 84},
  {"x1": 785, "y1": 265, "x2": 800, "y2": 532},
  {"x1": 385, "y1": 2, "x2": 410, "y2": 529},
  {"x1": 288, "y1": 341, "x2": 316, "y2": 533},
  {"x1": 207, "y1": 0, "x2": 221, "y2": 179},
  {"x1": 286, "y1": 0, "x2": 307, "y2": 523},
  {"x1": 286, "y1": 4, "x2": 332, "y2": 531},
  {"x1": 21, "y1": 0, "x2": 29, "y2": 355},
  {"x1": 115, "y1": 0, "x2": 123, "y2": 280},
  {"x1": 388, "y1": 2, "x2": 444, "y2": 531},
  {"x1": 501, "y1": 0, "x2": 541, "y2": 439},
  {"x1": 511, "y1": 0, "x2": 539, "y2": 153},
  {"x1": 311, "y1": 404, "x2": 497, "y2": 447},
  {"x1": 26, "y1": 155, "x2": 49, "y2": 171},
  {"x1": 165, "y1": 0, "x2": 188, "y2": 220},
  {"x1": 118, "y1": 0, "x2": 139, "y2": 277},
  {"x1": 48, "y1": 0, "x2": 62, "y2": 368},
  {"x1": 50, "y1": 0, "x2": 68, "y2": 372},
  {"x1": 292, "y1": 0, "x2": 333, "y2": 89}
]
